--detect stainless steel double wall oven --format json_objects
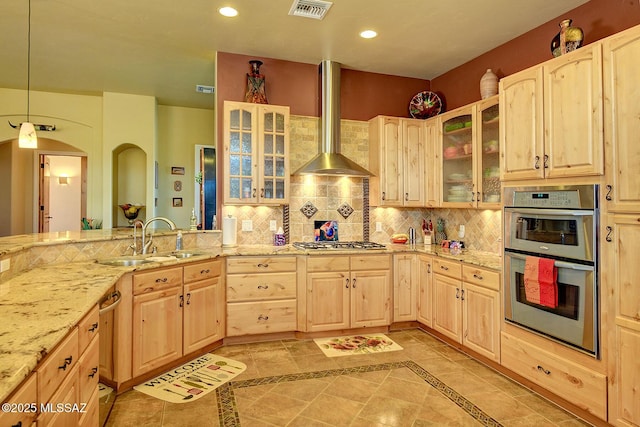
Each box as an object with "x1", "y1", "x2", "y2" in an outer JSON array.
[{"x1": 503, "y1": 185, "x2": 599, "y2": 357}]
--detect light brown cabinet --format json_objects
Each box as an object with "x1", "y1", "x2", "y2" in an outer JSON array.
[
  {"x1": 432, "y1": 259, "x2": 500, "y2": 362},
  {"x1": 369, "y1": 116, "x2": 427, "y2": 207},
  {"x1": 304, "y1": 255, "x2": 391, "y2": 332},
  {"x1": 439, "y1": 96, "x2": 501, "y2": 208},
  {"x1": 500, "y1": 44, "x2": 604, "y2": 182},
  {"x1": 416, "y1": 254, "x2": 433, "y2": 328},
  {"x1": 223, "y1": 101, "x2": 290, "y2": 205},
  {"x1": 393, "y1": 253, "x2": 417, "y2": 322},
  {"x1": 226, "y1": 256, "x2": 297, "y2": 336}
]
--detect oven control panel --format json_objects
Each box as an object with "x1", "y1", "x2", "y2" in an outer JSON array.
[{"x1": 513, "y1": 190, "x2": 581, "y2": 208}]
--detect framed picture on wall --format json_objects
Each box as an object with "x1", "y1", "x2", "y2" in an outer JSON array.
[
  {"x1": 171, "y1": 166, "x2": 185, "y2": 175},
  {"x1": 174, "y1": 180, "x2": 182, "y2": 191},
  {"x1": 172, "y1": 197, "x2": 183, "y2": 207}
]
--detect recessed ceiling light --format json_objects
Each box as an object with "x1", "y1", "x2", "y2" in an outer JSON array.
[
  {"x1": 360, "y1": 30, "x2": 377, "y2": 39},
  {"x1": 219, "y1": 6, "x2": 238, "y2": 17}
]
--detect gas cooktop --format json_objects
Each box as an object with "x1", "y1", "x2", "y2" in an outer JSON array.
[{"x1": 292, "y1": 241, "x2": 386, "y2": 250}]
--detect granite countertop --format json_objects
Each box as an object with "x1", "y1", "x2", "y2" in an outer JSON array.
[{"x1": 0, "y1": 237, "x2": 501, "y2": 403}]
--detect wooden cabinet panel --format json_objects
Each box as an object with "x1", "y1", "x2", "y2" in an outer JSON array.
[
  {"x1": 227, "y1": 300, "x2": 297, "y2": 336},
  {"x1": 424, "y1": 120, "x2": 440, "y2": 207},
  {"x1": 78, "y1": 388, "x2": 99, "y2": 427},
  {"x1": 417, "y1": 255, "x2": 433, "y2": 327},
  {"x1": 433, "y1": 274, "x2": 463, "y2": 343},
  {"x1": 393, "y1": 254, "x2": 417, "y2": 322},
  {"x1": 351, "y1": 254, "x2": 391, "y2": 271},
  {"x1": 612, "y1": 326, "x2": 640, "y2": 426},
  {"x1": 603, "y1": 26, "x2": 640, "y2": 213},
  {"x1": 351, "y1": 270, "x2": 392, "y2": 328},
  {"x1": 38, "y1": 365, "x2": 80, "y2": 427},
  {"x1": 133, "y1": 266, "x2": 182, "y2": 295},
  {"x1": 402, "y1": 119, "x2": 426, "y2": 206},
  {"x1": 306, "y1": 256, "x2": 350, "y2": 272},
  {"x1": 462, "y1": 265, "x2": 500, "y2": 291},
  {"x1": 306, "y1": 271, "x2": 350, "y2": 332},
  {"x1": 184, "y1": 277, "x2": 224, "y2": 353},
  {"x1": 77, "y1": 305, "x2": 99, "y2": 355},
  {"x1": 37, "y1": 327, "x2": 79, "y2": 404},
  {"x1": 0, "y1": 374, "x2": 37, "y2": 427},
  {"x1": 433, "y1": 258, "x2": 462, "y2": 279},
  {"x1": 501, "y1": 332, "x2": 607, "y2": 420},
  {"x1": 132, "y1": 287, "x2": 183, "y2": 377},
  {"x1": 78, "y1": 335, "x2": 99, "y2": 405},
  {"x1": 227, "y1": 272, "x2": 296, "y2": 301},
  {"x1": 226, "y1": 256, "x2": 297, "y2": 274},
  {"x1": 183, "y1": 260, "x2": 222, "y2": 283},
  {"x1": 463, "y1": 283, "x2": 500, "y2": 362}
]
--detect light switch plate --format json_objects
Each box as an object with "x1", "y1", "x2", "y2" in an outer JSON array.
[
  {"x1": 375, "y1": 222, "x2": 383, "y2": 232},
  {"x1": 241, "y1": 220, "x2": 253, "y2": 231},
  {"x1": 269, "y1": 220, "x2": 277, "y2": 231},
  {"x1": 0, "y1": 258, "x2": 10, "y2": 272}
]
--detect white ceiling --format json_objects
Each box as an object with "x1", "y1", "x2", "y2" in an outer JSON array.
[{"x1": 0, "y1": 0, "x2": 589, "y2": 109}]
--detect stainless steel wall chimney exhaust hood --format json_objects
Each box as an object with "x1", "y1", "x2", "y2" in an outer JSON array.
[{"x1": 293, "y1": 60, "x2": 372, "y2": 176}]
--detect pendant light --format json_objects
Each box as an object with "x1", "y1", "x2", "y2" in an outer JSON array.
[{"x1": 19, "y1": 0, "x2": 37, "y2": 149}]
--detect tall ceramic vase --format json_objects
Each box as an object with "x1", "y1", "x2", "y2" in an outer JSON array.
[
  {"x1": 551, "y1": 19, "x2": 584, "y2": 57},
  {"x1": 245, "y1": 60, "x2": 268, "y2": 104},
  {"x1": 480, "y1": 69, "x2": 498, "y2": 99}
]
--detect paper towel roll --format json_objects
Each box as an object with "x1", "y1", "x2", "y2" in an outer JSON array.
[{"x1": 222, "y1": 216, "x2": 237, "y2": 247}]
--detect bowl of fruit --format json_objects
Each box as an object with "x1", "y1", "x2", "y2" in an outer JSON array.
[{"x1": 119, "y1": 204, "x2": 145, "y2": 225}]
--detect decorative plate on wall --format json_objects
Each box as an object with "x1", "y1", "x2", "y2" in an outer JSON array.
[{"x1": 409, "y1": 91, "x2": 443, "y2": 119}]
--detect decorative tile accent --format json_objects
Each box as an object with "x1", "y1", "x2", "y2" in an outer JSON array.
[
  {"x1": 300, "y1": 201, "x2": 318, "y2": 219},
  {"x1": 282, "y1": 204, "x2": 290, "y2": 244},
  {"x1": 215, "y1": 360, "x2": 503, "y2": 427},
  {"x1": 363, "y1": 178, "x2": 370, "y2": 241},
  {"x1": 337, "y1": 203, "x2": 354, "y2": 219}
]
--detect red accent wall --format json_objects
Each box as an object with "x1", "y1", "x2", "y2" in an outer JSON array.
[{"x1": 432, "y1": 0, "x2": 640, "y2": 110}]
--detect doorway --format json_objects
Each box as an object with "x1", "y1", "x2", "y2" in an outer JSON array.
[
  {"x1": 38, "y1": 154, "x2": 87, "y2": 232},
  {"x1": 195, "y1": 146, "x2": 216, "y2": 230}
]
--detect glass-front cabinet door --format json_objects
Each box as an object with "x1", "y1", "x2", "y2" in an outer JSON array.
[
  {"x1": 476, "y1": 96, "x2": 501, "y2": 207},
  {"x1": 224, "y1": 101, "x2": 290, "y2": 205},
  {"x1": 439, "y1": 106, "x2": 474, "y2": 207},
  {"x1": 259, "y1": 107, "x2": 289, "y2": 204},
  {"x1": 225, "y1": 102, "x2": 257, "y2": 203}
]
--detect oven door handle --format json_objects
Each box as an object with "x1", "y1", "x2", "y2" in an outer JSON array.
[
  {"x1": 553, "y1": 261, "x2": 593, "y2": 271},
  {"x1": 505, "y1": 208, "x2": 594, "y2": 216}
]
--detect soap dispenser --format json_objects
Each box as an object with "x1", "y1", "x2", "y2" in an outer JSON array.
[{"x1": 190, "y1": 208, "x2": 197, "y2": 230}]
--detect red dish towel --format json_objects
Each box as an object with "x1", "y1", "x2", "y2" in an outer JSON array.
[{"x1": 523, "y1": 256, "x2": 558, "y2": 309}]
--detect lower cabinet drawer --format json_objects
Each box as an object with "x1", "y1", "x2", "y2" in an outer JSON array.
[
  {"x1": 227, "y1": 272, "x2": 296, "y2": 301},
  {"x1": 227, "y1": 300, "x2": 296, "y2": 336},
  {"x1": 501, "y1": 332, "x2": 607, "y2": 419},
  {"x1": 78, "y1": 336, "x2": 100, "y2": 404},
  {"x1": 38, "y1": 327, "x2": 79, "y2": 404}
]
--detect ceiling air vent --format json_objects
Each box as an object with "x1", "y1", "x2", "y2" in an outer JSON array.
[{"x1": 288, "y1": 0, "x2": 333, "y2": 20}]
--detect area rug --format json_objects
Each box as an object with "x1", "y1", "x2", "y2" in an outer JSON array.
[
  {"x1": 314, "y1": 334, "x2": 403, "y2": 357},
  {"x1": 133, "y1": 354, "x2": 246, "y2": 403}
]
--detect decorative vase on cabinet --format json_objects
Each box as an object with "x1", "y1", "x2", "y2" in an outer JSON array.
[
  {"x1": 480, "y1": 69, "x2": 498, "y2": 99},
  {"x1": 551, "y1": 19, "x2": 584, "y2": 57}
]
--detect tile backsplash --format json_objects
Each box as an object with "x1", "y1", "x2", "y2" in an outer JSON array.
[{"x1": 223, "y1": 114, "x2": 502, "y2": 254}]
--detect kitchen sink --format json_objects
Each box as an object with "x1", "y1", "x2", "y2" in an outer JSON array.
[
  {"x1": 169, "y1": 251, "x2": 206, "y2": 258},
  {"x1": 97, "y1": 258, "x2": 154, "y2": 266}
]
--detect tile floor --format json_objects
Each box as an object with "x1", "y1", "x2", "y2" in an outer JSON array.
[{"x1": 104, "y1": 329, "x2": 593, "y2": 426}]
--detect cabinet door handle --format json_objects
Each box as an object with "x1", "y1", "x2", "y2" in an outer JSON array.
[
  {"x1": 345, "y1": 278, "x2": 350, "y2": 288},
  {"x1": 471, "y1": 191, "x2": 476, "y2": 202},
  {"x1": 89, "y1": 322, "x2": 98, "y2": 332},
  {"x1": 155, "y1": 277, "x2": 168, "y2": 283},
  {"x1": 606, "y1": 226, "x2": 613, "y2": 242},
  {"x1": 473, "y1": 273, "x2": 483, "y2": 280},
  {"x1": 534, "y1": 156, "x2": 540, "y2": 170},
  {"x1": 537, "y1": 365, "x2": 551, "y2": 375},
  {"x1": 252, "y1": 188, "x2": 257, "y2": 197},
  {"x1": 455, "y1": 288, "x2": 460, "y2": 299},
  {"x1": 405, "y1": 192, "x2": 409, "y2": 201},
  {"x1": 352, "y1": 278, "x2": 356, "y2": 288},
  {"x1": 440, "y1": 265, "x2": 449, "y2": 271},
  {"x1": 543, "y1": 154, "x2": 549, "y2": 169},
  {"x1": 257, "y1": 284, "x2": 269, "y2": 289},
  {"x1": 257, "y1": 263, "x2": 269, "y2": 268},
  {"x1": 186, "y1": 293, "x2": 191, "y2": 305},
  {"x1": 179, "y1": 295, "x2": 184, "y2": 307},
  {"x1": 58, "y1": 356, "x2": 73, "y2": 371},
  {"x1": 427, "y1": 264, "x2": 431, "y2": 273},
  {"x1": 477, "y1": 192, "x2": 481, "y2": 202},
  {"x1": 260, "y1": 188, "x2": 265, "y2": 197},
  {"x1": 605, "y1": 185, "x2": 613, "y2": 201},
  {"x1": 88, "y1": 367, "x2": 98, "y2": 378},
  {"x1": 461, "y1": 289, "x2": 465, "y2": 301},
  {"x1": 381, "y1": 191, "x2": 386, "y2": 201},
  {"x1": 200, "y1": 269, "x2": 210, "y2": 274},
  {"x1": 258, "y1": 314, "x2": 269, "y2": 321}
]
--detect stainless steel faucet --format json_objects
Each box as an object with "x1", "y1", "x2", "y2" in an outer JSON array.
[
  {"x1": 141, "y1": 217, "x2": 177, "y2": 254},
  {"x1": 129, "y1": 219, "x2": 144, "y2": 255}
]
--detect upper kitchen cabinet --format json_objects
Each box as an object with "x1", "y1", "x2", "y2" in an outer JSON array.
[
  {"x1": 223, "y1": 101, "x2": 290, "y2": 205},
  {"x1": 602, "y1": 25, "x2": 640, "y2": 213},
  {"x1": 439, "y1": 99, "x2": 500, "y2": 209},
  {"x1": 500, "y1": 44, "x2": 604, "y2": 182},
  {"x1": 369, "y1": 116, "x2": 432, "y2": 207}
]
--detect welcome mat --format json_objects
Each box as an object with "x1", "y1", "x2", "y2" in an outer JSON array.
[
  {"x1": 314, "y1": 334, "x2": 403, "y2": 357},
  {"x1": 133, "y1": 354, "x2": 246, "y2": 403}
]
